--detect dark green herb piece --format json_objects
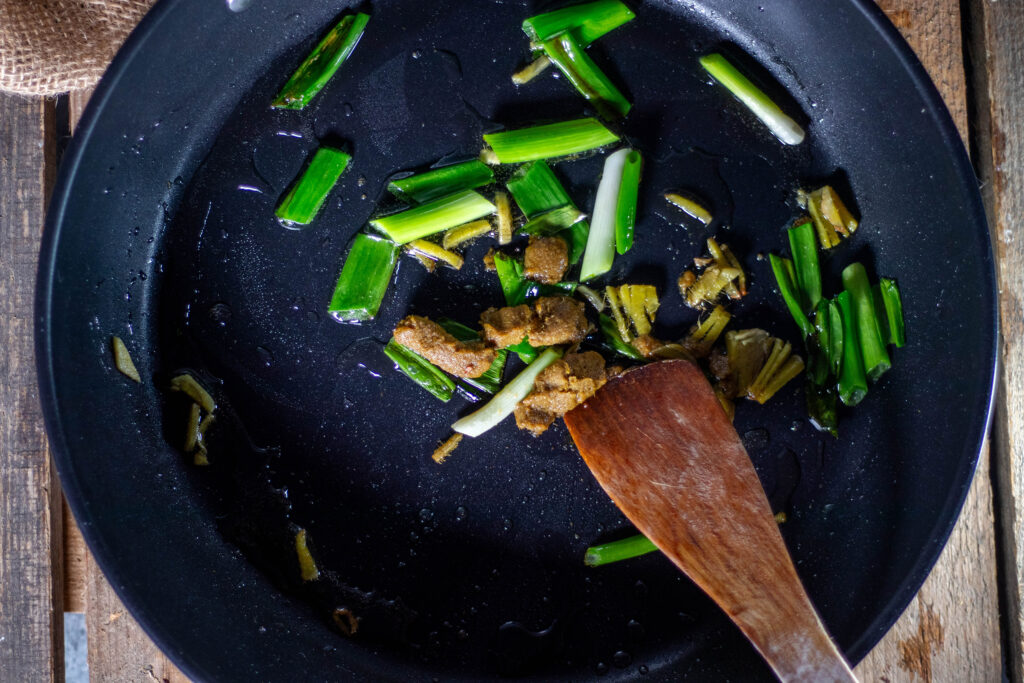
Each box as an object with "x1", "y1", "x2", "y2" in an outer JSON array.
[
  {"x1": 506, "y1": 160, "x2": 590, "y2": 264},
  {"x1": 327, "y1": 234, "x2": 398, "y2": 322},
  {"x1": 828, "y1": 298, "x2": 844, "y2": 376},
  {"x1": 599, "y1": 313, "x2": 644, "y2": 359},
  {"x1": 522, "y1": 0, "x2": 636, "y2": 46},
  {"x1": 769, "y1": 254, "x2": 813, "y2": 337},
  {"x1": 276, "y1": 147, "x2": 351, "y2": 226},
  {"x1": 272, "y1": 13, "x2": 370, "y2": 110},
  {"x1": 788, "y1": 219, "x2": 821, "y2": 312},
  {"x1": 615, "y1": 149, "x2": 641, "y2": 254},
  {"x1": 384, "y1": 340, "x2": 456, "y2": 402},
  {"x1": 806, "y1": 381, "x2": 838, "y2": 437},
  {"x1": 388, "y1": 160, "x2": 495, "y2": 204},
  {"x1": 521, "y1": 205, "x2": 586, "y2": 235},
  {"x1": 842, "y1": 262, "x2": 891, "y2": 382},
  {"x1": 541, "y1": 32, "x2": 631, "y2": 120},
  {"x1": 879, "y1": 278, "x2": 905, "y2": 347},
  {"x1": 835, "y1": 291, "x2": 868, "y2": 406},
  {"x1": 584, "y1": 533, "x2": 657, "y2": 566}
]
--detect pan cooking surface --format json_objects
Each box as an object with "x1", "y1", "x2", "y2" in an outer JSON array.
[{"x1": 38, "y1": 0, "x2": 996, "y2": 680}]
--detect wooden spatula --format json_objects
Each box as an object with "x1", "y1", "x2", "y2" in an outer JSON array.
[{"x1": 563, "y1": 359, "x2": 857, "y2": 682}]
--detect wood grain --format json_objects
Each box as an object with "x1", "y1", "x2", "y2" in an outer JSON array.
[
  {"x1": 0, "y1": 93, "x2": 64, "y2": 682},
  {"x1": 854, "y1": 1, "x2": 1003, "y2": 680},
  {"x1": 85, "y1": 552, "x2": 190, "y2": 683},
  {"x1": 964, "y1": 0, "x2": 1024, "y2": 679},
  {"x1": 64, "y1": 89, "x2": 189, "y2": 683}
]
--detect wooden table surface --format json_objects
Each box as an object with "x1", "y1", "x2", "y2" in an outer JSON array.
[{"x1": 0, "y1": 0, "x2": 1018, "y2": 680}]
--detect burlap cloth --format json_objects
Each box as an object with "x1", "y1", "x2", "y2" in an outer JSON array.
[{"x1": 0, "y1": 0, "x2": 155, "y2": 96}]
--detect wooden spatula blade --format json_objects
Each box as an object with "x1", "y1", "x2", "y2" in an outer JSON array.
[{"x1": 564, "y1": 360, "x2": 855, "y2": 682}]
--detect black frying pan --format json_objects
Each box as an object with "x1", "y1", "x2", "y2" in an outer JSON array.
[{"x1": 37, "y1": 0, "x2": 997, "y2": 680}]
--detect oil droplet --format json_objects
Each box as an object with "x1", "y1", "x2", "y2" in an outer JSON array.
[
  {"x1": 419, "y1": 508, "x2": 434, "y2": 522},
  {"x1": 613, "y1": 651, "x2": 632, "y2": 668},
  {"x1": 639, "y1": 664, "x2": 649, "y2": 675},
  {"x1": 411, "y1": 49, "x2": 423, "y2": 59},
  {"x1": 454, "y1": 506, "x2": 467, "y2": 521},
  {"x1": 595, "y1": 662, "x2": 608, "y2": 675},
  {"x1": 502, "y1": 518, "x2": 513, "y2": 532},
  {"x1": 627, "y1": 619, "x2": 645, "y2": 641},
  {"x1": 208, "y1": 302, "x2": 232, "y2": 326},
  {"x1": 255, "y1": 346, "x2": 274, "y2": 367},
  {"x1": 633, "y1": 580, "x2": 648, "y2": 599}
]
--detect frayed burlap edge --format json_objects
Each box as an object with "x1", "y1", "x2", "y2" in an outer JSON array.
[{"x1": 0, "y1": 0, "x2": 153, "y2": 96}]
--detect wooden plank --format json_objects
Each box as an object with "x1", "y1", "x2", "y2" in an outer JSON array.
[
  {"x1": 853, "y1": 1, "x2": 1002, "y2": 680},
  {"x1": 62, "y1": 89, "x2": 190, "y2": 683},
  {"x1": 0, "y1": 93, "x2": 63, "y2": 681},
  {"x1": 965, "y1": 0, "x2": 1024, "y2": 679},
  {"x1": 63, "y1": 498, "x2": 87, "y2": 613},
  {"x1": 84, "y1": 551, "x2": 190, "y2": 683}
]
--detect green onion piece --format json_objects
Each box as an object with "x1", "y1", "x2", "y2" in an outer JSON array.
[
  {"x1": 523, "y1": 0, "x2": 636, "y2": 46},
  {"x1": 813, "y1": 300, "x2": 831, "y2": 373},
  {"x1": 452, "y1": 347, "x2": 563, "y2": 437},
  {"x1": 370, "y1": 190, "x2": 495, "y2": 244},
  {"x1": 699, "y1": 52, "x2": 805, "y2": 145},
  {"x1": 872, "y1": 284, "x2": 891, "y2": 348},
  {"x1": 483, "y1": 118, "x2": 619, "y2": 163},
  {"x1": 879, "y1": 278, "x2": 905, "y2": 347},
  {"x1": 327, "y1": 234, "x2": 398, "y2": 322},
  {"x1": 581, "y1": 148, "x2": 629, "y2": 281},
  {"x1": 584, "y1": 533, "x2": 658, "y2": 566},
  {"x1": 388, "y1": 160, "x2": 494, "y2": 204},
  {"x1": 506, "y1": 160, "x2": 573, "y2": 217},
  {"x1": 541, "y1": 32, "x2": 631, "y2": 120},
  {"x1": 769, "y1": 254, "x2": 813, "y2": 337},
  {"x1": 788, "y1": 219, "x2": 821, "y2": 312},
  {"x1": 599, "y1": 313, "x2": 644, "y2": 359},
  {"x1": 438, "y1": 318, "x2": 508, "y2": 395},
  {"x1": 512, "y1": 55, "x2": 553, "y2": 85},
  {"x1": 384, "y1": 340, "x2": 455, "y2": 402},
  {"x1": 835, "y1": 291, "x2": 868, "y2": 406},
  {"x1": 806, "y1": 381, "x2": 838, "y2": 437},
  {"x1": 276, "y1": 147, "x2": 351, "y2": 226},
  {"x1": 507, "y1": 340, "x2": 539, "y2": 364},
  {"x1": 615, "y1": 149, "x2": 641, "y2": 254},
  {"x1": 842, "y1": 263, "x2": 891, "y2": 382},
  {"x1": 506, "y1": 160, "x2": 590, "y2": 264},
  {"x1": 272, "y1": 13, "x2": 370, "y2": 110},
  {"x1": 828, "y1": 298, "x2": 844, "y2": 376},
  {"x1": 521, "y1": 205, "x2": 586, "y2": 235},
  {"x1": 494, "y1": 253, "x2": 530, "y2": 306}
]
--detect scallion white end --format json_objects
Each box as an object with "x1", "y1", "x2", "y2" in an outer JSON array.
[
  {"x1": 452, "y1": 347, "x2": 563, "y2": 437},
  {"x1": 580, "y1": 148, "x2": 629, "y2": 281},
  {"x1": 699, "y1": 53, "x2": 805, "y2": 146}
]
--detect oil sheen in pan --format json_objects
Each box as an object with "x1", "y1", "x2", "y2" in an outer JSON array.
[{"x1": 156, "y1": 2, "x2": 838, "y2": 679}]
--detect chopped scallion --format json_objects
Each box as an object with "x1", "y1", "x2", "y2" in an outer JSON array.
[
  {"x1": 276, "y1": 147, "x2": 351, "y2": 227},
  {"x1": 272, "y1": 13, "x2": 370, "y2": 110},
  {"x1": 584, "y1": 533, "x2": 658, "y2": 567},
  {"x1": 494, "y1": 253, "x2": 530, "y2": 306},
  {"x1": 788, "y1": 219, "x2": 821, "y2": 312},
  {"x1": 842, "y1": 262, "x2": 891, "y2": 382},
  {"x1": 512, "y1": 55, "x2": 553, "y2": 85},
  {"x1": 483, "y1": 118, "x2": 619, "y2": 163},
  {"x1": 879, "y1": 278, "x2": 905, "y2": 347},
  {"x1": 521, "y1": 205, "x2": 586, "y2": 236},
  {"x1": 438, "y1": 318, "x2": 509, "y2": 395},
  {"x1": 541, "y1": 32, "x2": 631, "y2": 120},
  {"x1": 580, "y1": 148, "x2": 629, "y2": 281},
  {"x1": 835, "y1": 290, "x2": 868, "y2": 406},
  {"x1": 370, "y1": 190, "x2": 495, "y2": 244},
  {"x1": 384, "y1": 340, "x2": 456, "y2": 401},
  {"x1": 495, "y1": 191, "x2": 513, "y2": 245},
  {"x1": 327, "y1": 234, "x2": 399, "y2": 322},
  {"x1": 769, "y1": 253, "x2": 812, "y2": 337},
  {"x1": 388, "y1": 160, "x2": 494, "y2": 204},
  {"x1": 599, "y1": 313, "x2": 644, "y2": 359},
  {"x1": 452, "y1": 347, "x2": 563, "y2": 437},
  {"x1": 522, "y1": 0, "x2": 636, "y2": 46},
  {"x1": 615, "y1": 150, "x2": 641, "y2": 254},
  {"x1": 699, "y1": 52, "x2": 805, "y2": 145}
]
